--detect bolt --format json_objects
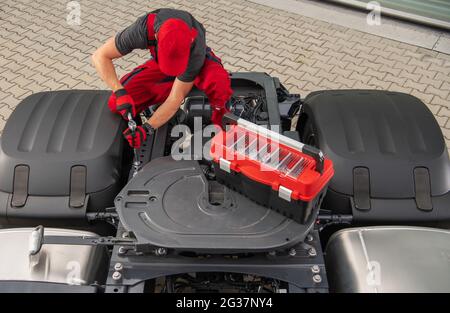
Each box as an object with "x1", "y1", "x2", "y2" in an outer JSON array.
[
  {"x1": 114, "y1": 263, "x2": 123, "y2": 271},
  {"x1": 313, "y1": 274, "x2": 322, "y2": 283},
  {"x1": 121, "y1": 232, "x2": 129, "y2": 239},
  {"x1": 289, "y1": 248, "x2": 297, "y2": 256},
  {"x1": 308, "y1": 247, "x2": 317, "y2": 257},
  {"x1": 112, "y1": 271, "x2": 122, "y2": 281},
  {"x1": 307, "y1": 234, "x2": 314, "y2": 242},
  {"x1": 155, "y1": 247, "x2": 167, "y2": 256},
  {"x1": 268, "y1": 251, "x2": 276, "y2": 257},
  {"x1": 311, "y1": 265, "x2": 320, "y2": 273}
]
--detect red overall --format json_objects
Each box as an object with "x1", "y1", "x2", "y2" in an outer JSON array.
[{"x1": 108, "y1": 13, "x2": 233, "y2": 115}]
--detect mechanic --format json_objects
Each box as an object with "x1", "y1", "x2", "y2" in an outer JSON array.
[{"x1": 92, "y1": 8, "x2": 233, "y2": 148}]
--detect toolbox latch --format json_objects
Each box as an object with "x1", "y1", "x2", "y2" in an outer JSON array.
[
  {"x1": 279, "y1": 185, "x2": 292, "y2": 202},
  {"x1": 219, "y1": 158, "x2": 231, "y2": 173}
]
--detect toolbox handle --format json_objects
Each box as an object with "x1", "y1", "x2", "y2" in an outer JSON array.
[{"x1": 222, "y1": 113, "x2": 325, "y2": 174}]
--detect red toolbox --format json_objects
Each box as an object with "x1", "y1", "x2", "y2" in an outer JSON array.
[{"x1": 210, "y1": 114, "x2": 334, "y2": 224}]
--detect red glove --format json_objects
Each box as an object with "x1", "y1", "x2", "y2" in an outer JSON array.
[
  {"x1": 123, "y1": 125, "x2": 147, "y2": 149},
  {"x1": 211, "y1": 106, "x2": 230, "y2": 129},
  {"x1": 115, "y1": 88, "x2": 137, "y2": 120}
]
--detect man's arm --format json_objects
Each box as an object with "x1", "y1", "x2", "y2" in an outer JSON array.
[
  {"x1": 147, "y1": 78, "x2": 194, "y2": 129},
  {"x1": 91, "y1": 37, "x2": 124, "y2": 92},
  {"x1": 92, "y1": 15, "x2": 148, "y2": 92}
]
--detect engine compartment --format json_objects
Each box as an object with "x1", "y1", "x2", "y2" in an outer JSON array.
[{"x1": 0, "y1": 72, "x2": 449, "y2": 293}]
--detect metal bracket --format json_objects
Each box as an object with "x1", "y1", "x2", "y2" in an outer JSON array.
[
  {"x1": 11, "y1": 165, "x2": 29, "y2": 207},
  {"x1": 43, "y1": 235, "x2": 136, "y2": 247},
  {"x1": 353, "y1": 167, "x2": 371, "y2": 211},
  {"x1": 414, "y1": 167, "x2": 433, "y2": 211},
  {"x1": 69, "y1": 166, "x2": 86, "y2": 208},
  {"x1": 105, "y1": 229, "x2": 328, "y2": 293}
]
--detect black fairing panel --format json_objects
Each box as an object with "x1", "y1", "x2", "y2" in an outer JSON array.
[
  {"x1": 0, "y1": 90, "x2": 126, "y2": 221},
  {"x1": 303, "y1": 90, "x2": 449, "y2": 197},
  {"x1": 302, "y1": 90, "x2": 450, "y2": 223}
]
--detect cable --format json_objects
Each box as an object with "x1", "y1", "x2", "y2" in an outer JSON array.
[{"x1": 229, "y1": 94, "x2": 267, "y2": 123}]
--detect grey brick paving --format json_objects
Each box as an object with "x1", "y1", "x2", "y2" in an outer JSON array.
[{"x1": 0, "y1": 0, "x2": 449, "y2": 154}]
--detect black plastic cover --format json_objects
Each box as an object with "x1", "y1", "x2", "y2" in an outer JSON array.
[
  {"x1": 115, "y1": 157, "x2": 311, "y2": 252},
  {"x1": 303, "y1": 90, "x2": 449, "y2": 198},
  {"x1": 301, "y1": 90, "x2": 450, "y2": 223},
  {"x1": 0, "y1": 90, "x2": 125, "y2": 220}
]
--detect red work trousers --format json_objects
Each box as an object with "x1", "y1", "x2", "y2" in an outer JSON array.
[{"x1": 108, "y1": 49, "x2": 233, "y2": 115}]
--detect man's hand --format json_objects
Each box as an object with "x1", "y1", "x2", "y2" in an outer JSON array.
[
  {"x1": 123, "y1": 125, "x2": 147, "y2": 149},
  {"x1": 147, "y1": 78, "x2": 194, "y2": 129},
  {"x1": 115, "y1": 88, "x2": 137, "y2": 120}
]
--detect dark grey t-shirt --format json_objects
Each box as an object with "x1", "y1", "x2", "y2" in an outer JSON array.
[{"x1": 115, "y1": 9, "x2": 206, "y2": 82}]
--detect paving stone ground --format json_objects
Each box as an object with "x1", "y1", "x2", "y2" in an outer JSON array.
[{"x1": 0, "y1": 0, "x2": 449, "y2": 153}]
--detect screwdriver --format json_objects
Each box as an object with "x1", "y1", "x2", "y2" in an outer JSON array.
[{"x1": 127, "y1": 112, "x2": 140, "y2": 176}]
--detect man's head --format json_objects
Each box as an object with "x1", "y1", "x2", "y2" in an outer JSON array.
[{"x1": 157, "y1": 18, "x2": 197, "y2": 77}]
